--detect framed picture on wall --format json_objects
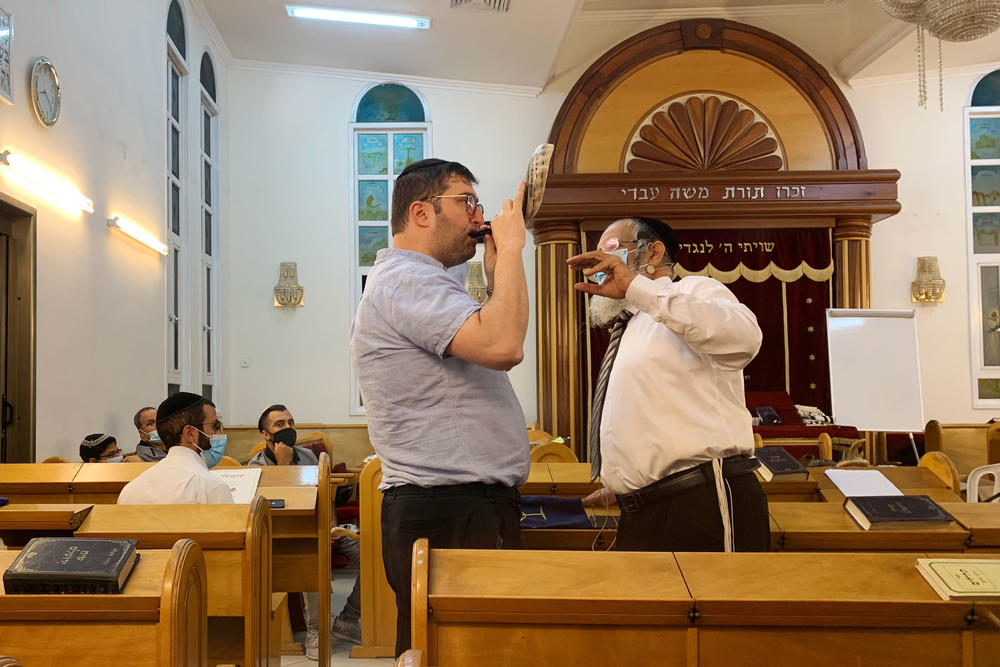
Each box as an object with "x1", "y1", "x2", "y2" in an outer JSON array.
[{"x1": 0, "y1": 6, "x2": 12, "y2": 106}]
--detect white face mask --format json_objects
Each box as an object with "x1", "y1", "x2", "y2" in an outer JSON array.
[{"x1": 104, "y1": 455, "x2": 124, "y2": 463}]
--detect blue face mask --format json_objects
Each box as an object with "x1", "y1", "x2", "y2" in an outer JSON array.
[
  {"x1": 104, "y1": 455, "x2": 124, "y2": 463},
  {"x1": 194, "y1": 428, "x2": 228, "y2": 468},
  {"x1": 590, "y1": 247, "x2": 631, "y2": 285},
  {"x1": 147, "y1": 429, "x2": 162, "y2": 445}
]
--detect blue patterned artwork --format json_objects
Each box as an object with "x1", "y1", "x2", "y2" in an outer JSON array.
[
  {"x1": 359, "y1": 226, "x2": 389, "y2": 267},
  {"x1": 972, "y1": 119, "x2": 1000, "y2": 160},
  {"x1": 393, "y1": 134, "x2": 423, "y2": 173},
  {"x1": 358, "y1": 134, "x2": 388, "y2": 175},
  {"x1": 355, "y1": 84, "x2": 425, "y2": 123},
  {"x1": 972, "y1": 167, "x2": 1000, "y2": 206},
  {"x1": 358, "y1": 181, "x2": 388, "y2": 221}
]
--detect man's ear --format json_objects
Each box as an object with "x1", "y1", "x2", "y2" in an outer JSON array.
[
  {"x1": 408, "y1": 200, "x2": 432, "y2": 229},
  {"x1": 646, "y1": 240, "x2": 666, "y2": 266}
]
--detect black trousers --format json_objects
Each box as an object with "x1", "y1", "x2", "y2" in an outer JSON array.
[
  {"x1": 615, "y1": 461, "x2": 770, "y2": 552},
  {"x1": 381, "y1": 482, "x2": 521, "y2": 657}
]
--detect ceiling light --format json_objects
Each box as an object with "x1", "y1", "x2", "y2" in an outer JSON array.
[{"x1": 286, "y1": 5, "x2": 430, "y2": 29}]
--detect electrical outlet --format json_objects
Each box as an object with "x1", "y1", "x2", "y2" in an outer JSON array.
[{"x1": 240, "y1": 359, "x2": 250, "y2": 368}]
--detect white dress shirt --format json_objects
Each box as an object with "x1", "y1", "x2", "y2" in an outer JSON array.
[
  {"x1": 599, "y1": 274, "x2": 763, "y2": 495},
  {"x1": 117, "y1": 445, "x2": 234, "y2": 505}
]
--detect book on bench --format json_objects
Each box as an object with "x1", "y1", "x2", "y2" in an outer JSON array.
[
  {"x1": 843, "y1": 494, "x2": 954, "y2": 531},
  {"x1": 917, "y1": 558, "x2": 1000, "y2": 600},
  {"x1": 754, "y1": 447, "x2": 808, "y2": 481},
  {"x1": 3, "y1": 536, "x2": 140, "y2": 594}
]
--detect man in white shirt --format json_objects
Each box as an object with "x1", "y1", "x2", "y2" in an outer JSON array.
[
  {"x1": 118, "y1": 392, "x2": 233, "y2": 505},
  {"x1": 568, "y1": 217, "x2": 768, "y2": 552}
]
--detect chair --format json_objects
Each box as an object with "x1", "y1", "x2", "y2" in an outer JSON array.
[
  {"x1": 212, "y1": 455, "x2": 243, "y2": 468},
  {"x1": 40, "y1": 456, "x2": 69, "y2": 463},
  {"x1": 754, "y1": 433, "x2": 833, "y2": 461},
  {"x1": 249, "y1": 441, "x2": 266, "y2": 456},
  {"x1": 395, "y1": 649, "x2": 425, "y2": 667},
  {"x1": 966, "y1": 463, "x2": 1000, "y2": 503},
  {"x1": 918, "y1": 451, "x2": 961, "y2": 494},
  {"x1": 924, "y1": 420, "x2": 1000, "y2": 487},
  {"x1": 527, "y1": 428, "x2": 554, "y2": 445},
  {"x1": 530, "y1": 441, "x2": 578, "y2": 463}
]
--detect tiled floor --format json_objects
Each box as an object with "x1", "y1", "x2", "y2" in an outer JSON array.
[{"x1": 280, "y1": 569, "x2": 393, "y2": 666}]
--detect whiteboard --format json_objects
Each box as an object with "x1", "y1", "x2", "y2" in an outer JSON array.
[{"x1": 826, "y1": 309, "x2": 924, "y2": 432}]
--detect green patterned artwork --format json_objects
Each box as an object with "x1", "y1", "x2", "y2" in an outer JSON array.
[
  {"x1": 358, "y1": 181, "x2": 388, "y2": 221},
  {"x1": 393, "y1": 134, "x2": 423, "y2": 173},
  {"x1": 358, "y1": 135, "x2": 388, "y2": 175},
  {"x1": 359, "y1": 226, "x2": 388, "y2": 266},
  {"x1": 972, "y1": 119, "x2": 1000, "y2": 160}
]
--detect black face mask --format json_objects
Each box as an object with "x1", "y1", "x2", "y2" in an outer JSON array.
[{"x1": 263, "y1": 428, "x2": 298, "y2": 465}]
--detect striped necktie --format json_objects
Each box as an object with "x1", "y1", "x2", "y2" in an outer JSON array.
[{"x1": 589, "y1": 310, "x2": 633, "y2": 481}]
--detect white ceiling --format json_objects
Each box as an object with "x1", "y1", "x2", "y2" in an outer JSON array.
[{"x1": 201, "y1": 0, "x2": 1000, "y2": 91}]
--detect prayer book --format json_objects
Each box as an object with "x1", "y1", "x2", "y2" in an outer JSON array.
[
  {"x1": 844, "y1": 494, "x2": 953, "y2": 530},
  {"x1": 755, "y1": 447, "x2": 808, "y2": 481},
  {"x1": 211, "y1": 467, "x2": 262, "y2": 504},
  {"x1": 917, "y1": 558, "x2": 1000, "y2": 600},
  {"x1": 3, "y1": 537, "x2": 139, "y2": 594},
  {"x1": 824, "y1": 469, "x2": 903, "y2": 498}
]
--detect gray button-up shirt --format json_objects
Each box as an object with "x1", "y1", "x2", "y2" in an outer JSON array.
[{"x1": 350, "y1": 248, "x2": 529, "y2": 490}]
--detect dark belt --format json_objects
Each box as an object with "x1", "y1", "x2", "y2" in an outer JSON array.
[
  {"x1": 384, "y1": 481, "x2": 518, "y2": 500},
  {"x1": 616, "y1": 454, "x2": 759, "y2": 514}
]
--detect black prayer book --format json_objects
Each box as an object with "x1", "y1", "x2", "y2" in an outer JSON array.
[
  {"x1": 3, "y1": 537, "x2": 140, "y2": 594},
  {"x1": 844, "y1": 494, "x2": 954, "y2": 531},
  {"x1": 755, "y1": 447, "x2": 809, "y2": 481}
]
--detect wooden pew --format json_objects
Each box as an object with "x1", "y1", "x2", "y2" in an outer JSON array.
[
  {"x1": 410, "y1": 541, "x2": 984, "y2": 666},
  {"x1": 811, "y1": 465, "x2": 962, "y2": 503},
  {"x1": 0, "y1": 463, "x2": 81, "y2": 502},
  {"x1": 0, "y1": 503, "x2": 93, "y2": 545},
  {"x1": 0, "y1": 538, "x2": 208, "y2": 666},
  {"x1": 74, "y1": 496, "x2": 272, "y2": 666},
  {"x1": 70, "y1": 461, "x2": 155, "y2": 503}
]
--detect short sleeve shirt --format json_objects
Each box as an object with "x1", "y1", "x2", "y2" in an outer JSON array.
[{"x1": 349, "y1": 248, "x2": 529, "y2": 489}]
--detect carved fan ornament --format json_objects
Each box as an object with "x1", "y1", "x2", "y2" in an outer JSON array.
[{"x1": 625, "y1": 95, "x2": 785, "y2": 173}]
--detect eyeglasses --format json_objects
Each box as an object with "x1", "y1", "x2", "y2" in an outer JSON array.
[
  {"x1": 599, "y1": 238, "x2": 641, "y2": 253},
  {"x1": 99, "y1": 449, "x2": 123, "y2": 460},
  {"x1": 201, "y1": 419, "x2": 224, "y2": 431},
  {"x1": 430, "y1": 193, "x2": 483, "y2": 217}
]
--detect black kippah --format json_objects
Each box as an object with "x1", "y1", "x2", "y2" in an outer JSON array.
[
  {"x1": 633, "y1": 216, "x2": 680, "y2": 263},
  {"x1": 397, "y1": 158, "x2": 448, "y2": 178},
  {"x1": 157, "y1": 391, "x2": 205, "y2": 424}
]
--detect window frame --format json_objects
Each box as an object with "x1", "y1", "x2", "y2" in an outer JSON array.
[{"x1": 166, "y1": 35, "x2": 189, "y2": 388}]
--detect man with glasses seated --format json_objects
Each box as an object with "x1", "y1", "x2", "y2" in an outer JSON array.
[
  {"x1": 79, "y1": 433, "x2": 125, "y2": 463},
  {"x1": 118, "y1": 392, "x2": 233, "y2": 505},
  {"x1": 350, "y1": 158, "x2": 530, "y2": 657},
  {"x1": 568, "y1": 217, "x2": 767, "y2": 554}
]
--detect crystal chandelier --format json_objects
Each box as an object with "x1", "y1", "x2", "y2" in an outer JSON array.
[{"x1": 877, "y1": 0, "x2": 1000, "y2": 109}]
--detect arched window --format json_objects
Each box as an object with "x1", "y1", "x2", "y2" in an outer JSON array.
[
  {"x1": 350, "y1": 83, "x2": 430, "y2": 414},
  {"x1": 199, "y1": 51, "x2": 220, "y2": 402},
  {"x1": 166, "y1": 0, "x2": 188, "y2": 396}
]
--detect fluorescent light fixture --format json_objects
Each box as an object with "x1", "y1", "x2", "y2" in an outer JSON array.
[
  {"x1": 107, "y1": 215, "x2": 169, "y2": 256},
  {"x1": 285, "y1": 5, "x2": 430, "y2": 29},
  {"x1": 0, "y1": 149, "x2": 94, "y2": 216}
]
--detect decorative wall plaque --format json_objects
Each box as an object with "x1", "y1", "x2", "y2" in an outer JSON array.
[{"x1": 273, "y1": 262, "x2": 304, "y2": 307}]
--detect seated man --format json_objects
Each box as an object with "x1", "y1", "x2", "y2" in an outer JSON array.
[
  {"x1": 252, "y1": 404, "x2": 361, "y2": 659},
  {"x1": 117, "y1": 392, "x2": 233, "y2": 505},
  {"x1": 133, "y1": 405, "x2": 167, "y2": 462},
  {"x1": 79, "y1": 433, "x2": 124, "y2": 463}
]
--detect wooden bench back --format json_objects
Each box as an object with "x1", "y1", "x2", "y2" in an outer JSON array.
[{"x1": 924, "y1": 420, "x2": 1000, "y2": 479}]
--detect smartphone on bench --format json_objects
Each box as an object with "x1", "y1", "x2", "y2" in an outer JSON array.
[
  {"x1": 269, "y1": 499, "x2": 285, "y2": 509},
  {"x1": 754, "y1": 406, "x2": 782, "y2": 425}
]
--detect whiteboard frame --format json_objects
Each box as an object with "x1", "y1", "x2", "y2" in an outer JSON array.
[{"x1": 826, "y1": 308, "x2": 925, "y2": 433}]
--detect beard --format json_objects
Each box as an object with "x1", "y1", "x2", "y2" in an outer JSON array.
[{"x1": 589, "y1": 295, "x2": 628, "y2": 328}]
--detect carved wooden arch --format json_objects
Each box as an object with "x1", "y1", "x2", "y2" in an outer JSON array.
[{"x1": 547, "y1": 18, "x2": 866, "y2": 173}]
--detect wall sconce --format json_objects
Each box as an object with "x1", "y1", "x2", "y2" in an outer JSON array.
[
  {"x1": 107, "y1": 215, "x2": 168, "y2": 255},
  {"x1": 911, "y1": 256, "x2": 945, "y2": 303},
  {"x1": 274, "y1": 262, "x2": 304, "y2": 307},
  {"x1": 0, "y1": 149, "x2": 94, "y2": 215}
]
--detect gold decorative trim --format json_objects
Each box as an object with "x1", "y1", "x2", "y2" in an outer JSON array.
[{"x1": 676, "y1": 260, "x2": 834, "y2": 284}]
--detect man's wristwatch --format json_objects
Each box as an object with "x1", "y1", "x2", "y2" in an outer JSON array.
[{"x1": 486, "y1": 288, "x2": 494, "y2": 298}]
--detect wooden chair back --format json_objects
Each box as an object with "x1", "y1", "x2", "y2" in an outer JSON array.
[
  {"x1": 754, "y1": 432, "x2": 833, "y2": 460},
  {"x1": 924, "y1": 419, "x2": 1000, "y2": 481},
  {"x1": 527, "y1": 429, "x2": 554, "y2": 445},
  {"x1": 529, "y1": 442, "x2": 578, "y2": 463},
  {"x1": 212, "y1": 455, "x2": 243, "y2": 468},
  {"x1": 249, "y1": 441, "x2": 266, "y2": 456},
  {"x1": 355, "y1": 456, "x2": 398, "y2": 657},
  {"x1": 40, "y1": 456, "x2": 69, "y2": 463},
  {"x1": 917, "y1": 451, "x2": 961, "y2": 494},
  {"x1": 395, "y1": 649, "x2": 426, "y2": 667}
]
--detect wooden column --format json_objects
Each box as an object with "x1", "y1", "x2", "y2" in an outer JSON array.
[
  {"x1": 833, "y1": 216, "x2": 873, "y2": 308},
  {"x1": 533, "y1": 221, "x2": 585, "y2": 457}
]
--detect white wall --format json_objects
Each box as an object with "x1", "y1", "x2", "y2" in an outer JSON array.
[
  {"x1": 0, "y1": 0, "x2": 227, "y2": 460},
  {"x1": 848, "y1": 70, "x2": 995, "y2": 422},
  {"x1": 224, "y1": 67, "x2": 572, "y2": 426}
]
